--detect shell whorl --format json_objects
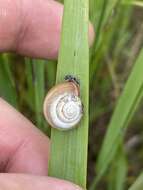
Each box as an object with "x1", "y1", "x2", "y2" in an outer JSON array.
[{"x1": 43, "y1": 82, "x2": 83, "y2": 130}]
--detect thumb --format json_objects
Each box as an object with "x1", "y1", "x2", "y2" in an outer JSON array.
[{"x1": 0, "y1": 174, "x2": 83, "y2": 190}]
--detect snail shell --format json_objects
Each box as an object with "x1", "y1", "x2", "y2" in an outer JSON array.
[{"x1": 43, "y1": 82, "x2": 83, "y2": 130}]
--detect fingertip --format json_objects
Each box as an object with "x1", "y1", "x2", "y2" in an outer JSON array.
[
  {"x1": 48, "y1": 177, "x2": 84, "y2": 190},
  {"x1": 0, "y1": 174, "x2": 84, "y2": 190}
]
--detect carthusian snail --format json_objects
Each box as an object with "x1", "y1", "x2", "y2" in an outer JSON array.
[{"x1": 43, "y1": 75, "x2": 83, "y2": 131}]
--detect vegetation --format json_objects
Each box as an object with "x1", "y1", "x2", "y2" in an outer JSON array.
[
  {"x1": 0, "y1": 0, "x2": 143, "y2": 189},
  {"x1": 49, "y1": 0, "x2": 89, "y2": 188}
]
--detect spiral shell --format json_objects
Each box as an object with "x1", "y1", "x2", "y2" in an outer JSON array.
[{"x1": 43, "y1": 82, "x2": 83, "y2": 130}]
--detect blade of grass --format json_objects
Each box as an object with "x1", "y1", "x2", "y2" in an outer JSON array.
[
  {"x1": 125, "y1": 0, "x2": 143, "y2": 7},
  {"x1": 112, "y1": 153, "x2": 127, "y2": 190},
  {"x1": 32, "y1": 59, "x2": 50, "y2": 135},
  {"x1": 90, "y1": 2, "x2": 132, "y2": 85},
  {"x1": 24, "y1": 58, "x2": 35, "y2": 110},
  {"x1": 45, "y1": 60, "x2": 57, "y2": 88},
  {"x1": 129, "y1": 172, "x2": 143, "y2": 190},
  {"x1": 24, "y1": 58, "x2": 50, "y2": 136},
  {"x1": 107, "y1": 145, "x2": 127, "y2": 190},
  {"x1": 48, "y1": 0, "x2": 89, "y2": 188},
  {"x1": 0, "y1": 54, "x2": 17, "y2": 106},
  {"x1": 90, "y1": 0, "x2": 127, "y2": 52},
  {"x1": 25, "y1": 58, "x2": 50, "y2": 135},
  {"x1": 133, "y1": 1, "x2": 143, "y2": 7},
  {"x1": 32, "y1": 59, "x2": 45, "y2": 128},
  {"x1": 93, "y1": 48, "x2": 143, "y2": 187}
]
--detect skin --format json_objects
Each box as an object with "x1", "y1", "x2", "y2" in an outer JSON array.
[{"x1": 0, "y1": 0, "x2": 95, "y2": 189}]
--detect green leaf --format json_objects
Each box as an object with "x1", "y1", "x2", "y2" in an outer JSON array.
[
  {"x1": 32, "y1": 59, "x2": 50, "y2": 135},
  {"x1": 129, "y1": 172, "x2": 143, "y2": 190},
  {"x1": 94, "y1": 48, "x2": 143, "y2": 186},
  {"x1": 48, "y1": 0, "x2": 89, "y2": 188},
  {"x1": 124, "y1": 0, "x2": 143, "y2": 7},
  {"x1": 32, "y1": 59, "x2": 45, "y2": 128},
  {"x1": 0, "y1": 54, "x2": 17, "y2": 106},
  {"x1": 25, "y1": 58, "x2": 35, "y2": 110},
  {"x1": 45, "y1": 60, "x2": 57, "y2": 88},
  {"x1": 107, "y1": 145, "x2": 127, "y2": 190},
  {"x1": 25, "y1": 58, "x2": 50, "y2": 135}
]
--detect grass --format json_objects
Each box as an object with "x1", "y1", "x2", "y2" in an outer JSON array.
[
  {"x1": 0, "y1": 54, "x2": 17, "y2": 106},
  {"x1": 49, "y1": 0, "x2": 89, "y2": 188},
  {"x1": 24, "y1": 58, "x2": 50, "y2": 135},
  {"x1": 91, "y1": 48, "x2": 143, "y2": 189},
  {"x1": 129, "y1": 172, "x2": 143, "y2": 190},
  {"x1": 107, "y1": 145, "x2": 128, "y2": 190},
  {"x1": 0, "y1": 0, "x2": 143, "y2": 189}
]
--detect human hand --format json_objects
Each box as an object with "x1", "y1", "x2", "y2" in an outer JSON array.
[
  {"x1": 0, "y1": 0, "x2": 94, "y2": 189},
  {"x1": 0, "y1": 0, "x2": 94, "y2": 59},
  {"x1": 0, "y1": 98, "x2": 83, "y2": 190}
]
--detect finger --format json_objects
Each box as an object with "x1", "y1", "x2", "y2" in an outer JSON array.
[
  {"x1": 0, "y1": 174, "x2": 83, "y2": 190},
  {"x1": 0, "y1": 0, "x2": 95, "y2": 60},
  {"x1": 0, "y1": 98, "x2": 50, "y2": 175}
]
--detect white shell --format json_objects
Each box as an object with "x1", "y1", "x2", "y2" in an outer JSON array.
[{"x1": 43, "y1": 82, "x2": 83, "y2": 130}]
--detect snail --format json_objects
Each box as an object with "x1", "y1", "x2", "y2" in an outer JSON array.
[{"x1": 43, "y1": 76, "x2": 83, "y2": 130}]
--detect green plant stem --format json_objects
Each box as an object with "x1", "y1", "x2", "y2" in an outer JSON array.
[{"x1": 48, "y1": 0, "x2": 89, "y2": 188}]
